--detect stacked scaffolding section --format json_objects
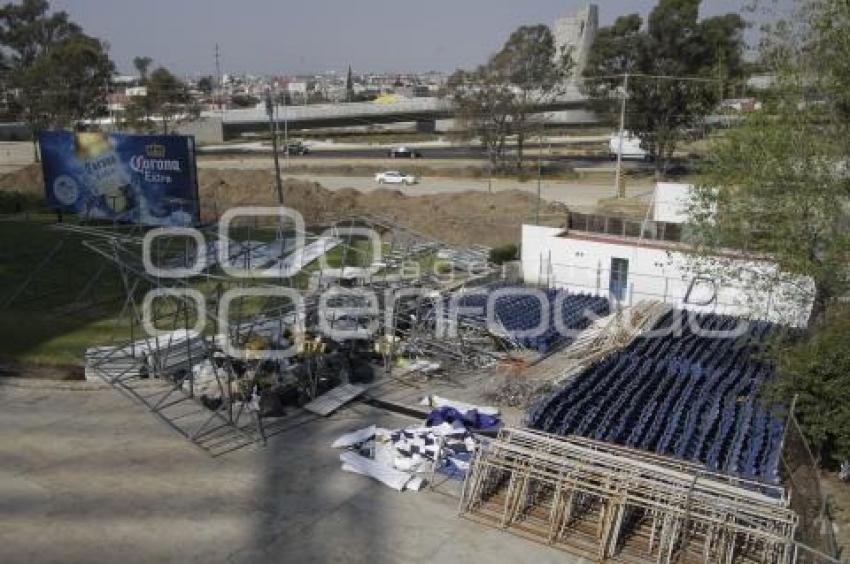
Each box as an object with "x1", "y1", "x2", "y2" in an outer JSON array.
[
  {"x1": 528, "y1": 310, "x2": 785, "y2": 483},
  {"x1": 460, "y1": 428, "x2": 797, "y2": 563}
]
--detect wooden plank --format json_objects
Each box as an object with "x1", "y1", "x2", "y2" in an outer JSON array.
[{"x1": 303, "y1": 383, "x2": 366, "y2": 416}]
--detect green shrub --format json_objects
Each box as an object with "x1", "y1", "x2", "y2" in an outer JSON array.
[{"x1": 489, "y1": 243, "x2": 518, "y2": 265}]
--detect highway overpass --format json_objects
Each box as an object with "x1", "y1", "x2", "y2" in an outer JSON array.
[{"x1": 192, "y1": 85, "x2": 600, "y2": 141}]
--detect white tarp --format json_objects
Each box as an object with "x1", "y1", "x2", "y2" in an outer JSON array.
[{"x1": 339, "y1": 451, "x2": 419, "y2": 492}]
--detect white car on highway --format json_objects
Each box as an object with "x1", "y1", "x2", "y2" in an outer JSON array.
[
  {"x1": 609, "y1": 132, "x2": 653, "y2": 161},
  {"x1": 374, "y1": 170, "x2": 418, "y2": 185}
]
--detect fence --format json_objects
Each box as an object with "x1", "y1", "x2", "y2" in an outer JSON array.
[
  {"x1": 782, "y1": 405, "x2": 841, "y2": 562},
  {"x1": 567, "y1": 211, "x2": 684, "y2": 243}
]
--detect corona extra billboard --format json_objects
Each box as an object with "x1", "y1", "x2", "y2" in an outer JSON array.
[{"x1": 39, "y1": 131, "x2": 200, "y2": 226}]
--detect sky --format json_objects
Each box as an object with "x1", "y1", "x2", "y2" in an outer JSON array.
[{"x1": 50, "y1": 0, "x2": 784, "y2": 77}]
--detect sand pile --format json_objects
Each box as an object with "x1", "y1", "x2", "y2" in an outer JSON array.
[{"x1": 0, "y1": 164, "x2": 567, "y2": 246}]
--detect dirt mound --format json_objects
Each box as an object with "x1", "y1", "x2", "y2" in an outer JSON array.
[
  {"x1": 197, "y1": 171, "x2": 567, "y2": 245},
  {"x1": 0, "y1": 164, "x2": 567, "y2": 246},
  {"x1": 0, "y1": 163, "x2": 43, "y2": 195}
]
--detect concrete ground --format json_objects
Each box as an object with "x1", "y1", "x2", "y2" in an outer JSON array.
[{"x1": 0, "y1": 379, "x2": 582, "y2": 564}]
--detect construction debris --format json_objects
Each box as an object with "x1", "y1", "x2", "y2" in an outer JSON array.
[
  {"x1": 340, "y1": 450, "x2": 422, "y2": 492},
  {"x1": 481, "y1": 301, "x2": 672, "y2": 410},
  {"x1": 332, "y1": 406, "x2": 500, "y2": 492},
  {"x1": 419, "y1": 394, "x2": 499, "y2": 417}
]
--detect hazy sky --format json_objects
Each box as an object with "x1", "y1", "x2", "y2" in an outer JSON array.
[{"x1": 50, "y1": 0, "x2": 781, "y2": 77}]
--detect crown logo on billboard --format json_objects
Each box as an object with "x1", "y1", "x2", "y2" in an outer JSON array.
[{"x1": 145, "y1": 144, "x2": 166, "y2": 158}]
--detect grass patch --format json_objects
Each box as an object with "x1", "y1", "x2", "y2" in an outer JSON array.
[{"x1": 0, "y1": 219, "x2": 128, "y2": 367}]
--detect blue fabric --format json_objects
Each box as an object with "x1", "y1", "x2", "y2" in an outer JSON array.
[{"x1": 425, "y1": 406, "x2": 501, "y2": 432}]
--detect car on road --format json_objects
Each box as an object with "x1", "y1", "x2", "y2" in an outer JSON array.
[
  {"x1": 388, "y1": 146, "x2": 422, "y2": 158},
  {"x1": 608, "y1": 133, "x2": 653, "y2": 161},
  {"x1": 374, "y1": 170, "x2": 418, "y2": 185},
  {"x1": 284, "y1": 141, "x2": 310, "y2": 155}
]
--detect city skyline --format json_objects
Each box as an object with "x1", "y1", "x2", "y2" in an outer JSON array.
[{"x1": 51, "y1": 0, "x2": 778, "y2": 77}]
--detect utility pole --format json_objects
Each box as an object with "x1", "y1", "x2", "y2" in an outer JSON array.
[
  {"x1": 266, "y1": 86, "x2": 284, "y2": 205},
  {"x1": 215, "y1": 43, "x2": 224, "y2": 115},
  {"x1": 615, "y1": 72, "x2": 629, "y2": 199},
  {"x1": 488, "y1": 161, "x2": 493, "y2": 194},
  {"x1": 282, "y1": 88, "x2": 289, "y2": 168}
]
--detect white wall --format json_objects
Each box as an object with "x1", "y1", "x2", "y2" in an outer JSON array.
[
  {"x1": 521, "y1": 224, "x2": 813, "y2": 327},
  {"x1": 653, "y1": 182, "x2": 694, "y2": 224}
]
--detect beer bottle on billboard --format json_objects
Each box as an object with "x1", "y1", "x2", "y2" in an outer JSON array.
[{"x1": 74, "y1": 132, "x2": 135, "y2": 215}]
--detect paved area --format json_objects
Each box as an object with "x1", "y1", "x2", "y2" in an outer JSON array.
[{"x1": 0, "y1": 379, "x2": 582, "y2": 563}]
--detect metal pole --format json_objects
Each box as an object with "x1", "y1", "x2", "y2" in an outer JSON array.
[
  {"x1": 615, "y1": 73, "x2": 629, "y2": 199},
  {"x1": 283, "y1": 89, "x2": 289, "y2": 169},
  {"x1": 266, "y1": 86, "x2": 284, "y2": 205},
  {"x1": 536, "y1": 128, "x2": 543, "y2": 224},
  {"x1": 488, "y1": 162, "x2": 492, "y2": 194}
]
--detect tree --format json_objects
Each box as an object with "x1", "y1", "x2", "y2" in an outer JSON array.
[
  {"x1": 493, "y1": 25, "x2": 573, "y2": 169},
  {"x1": 231, "y1": 93, "x2": 258, "y2": 108},
  {"x1": 132, "y1": 56, "x2": 152, "y2": 83},
  {"x1": 583, "y1": 0, "x2": 745, "y2": 178},
  {"x1": 18, "y1": 32, "x2": 113, "y2": 129},
  {"x1": 444, "y1": 67, "x2": 515, "y2": 171},
  {"x1": 688, "y1": 105, "x2": 849, "y2": 326},
  {"x1": 0, "y1": 0, "x2": 80, "y2": 68},
  {"x1": 688, "y1": 0, "x2": 850, "y2": 463},
  {"x1": 444, "y1": 24, "x2": 572, "y2": 171},
  {"x1": 0, "y1": 0, "x2": 112, "y2": 136},
  {"x1": 196, "y1": 75, "x2": 214, "y2": 96},
  {"x1": 687, "y1": 0, "x2": 850, "y2": 328},
  {"x1": 767, "y1": 308, "x2": 850, "y2": 464},
  {"x1": 125, "y1": 67, "x2": 198, "y2": 135}
]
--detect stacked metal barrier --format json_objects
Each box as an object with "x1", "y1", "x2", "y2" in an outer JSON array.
[{"x1": 460, "y1": 428, "x2": 798, "y2": 563}]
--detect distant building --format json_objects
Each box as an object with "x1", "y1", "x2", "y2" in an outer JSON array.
[
  {"x1": 552, "y1": 3, "x2": 599, "y2": 78},
  {"x1": 125, "y1": 86, "x2": 147, "y2": 98},
  {"x1": 747, "y1": 74, "x2": 777, "y2": 91}
]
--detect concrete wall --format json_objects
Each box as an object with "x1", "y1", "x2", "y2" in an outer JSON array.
[
  {"x1": 653, "y1": 182, "x2": 694, "y2": 223},
  {"x1": 0, "y1": 122, "x2": 32, "y2": 141},
  {"x1": 173, "y1": 116, "x2": 224, "y2": 145},
  {"x1": 552, "y1": 3, "x2": 599, "y2": 77},
  {"x1": 521, "y1": 224, "x2": 813, "y2": 327}
]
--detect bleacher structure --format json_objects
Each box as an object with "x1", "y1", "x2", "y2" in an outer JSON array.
[
  {"x1": 441, "y1": 284, "x2": 612, "y2": 354},
  {"x1": 460, "y1": 428, "x2": 799, "y2": 563},
  {"x1": 528, "y1": 310, "x2": 785, "y2": 483},
  {"x1": 455, "y1": 308, "x2": 845, "y2": 562}
]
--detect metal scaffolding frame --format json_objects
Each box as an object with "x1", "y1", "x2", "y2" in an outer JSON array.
[
  {"x1": 69, "y1": 215, "x2": 501, "y2": 454},
  {"x1": 460, "y1": 427, "x2": 799, "y2": 563}
]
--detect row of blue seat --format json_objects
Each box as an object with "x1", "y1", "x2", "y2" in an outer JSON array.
[
  {"x1": 450, "y1": 286, "x2": 610, "y2": 353},
  {"x1": 528, "y1": 310, "x2": 786, "y2": 484}
]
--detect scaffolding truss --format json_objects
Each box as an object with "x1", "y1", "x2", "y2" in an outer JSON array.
[
  {"x1": 67, "y1": 214, "x2": 501, "y2": 454},
  {"x1": 460, "y1": 427, "x2": 798, "y2": 563}
]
